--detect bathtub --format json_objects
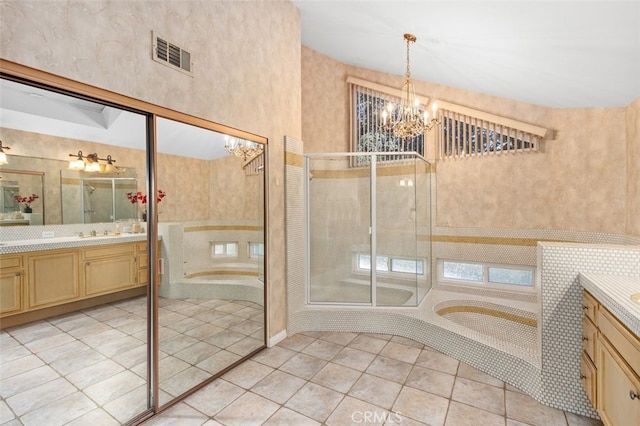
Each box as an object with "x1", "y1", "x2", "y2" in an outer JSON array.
[
  {"x1": 159, "y1": 262, "x2": 264, "y2": 306},
  {"x1": 425, "y1": 287, "x2": 540, "y2": 366},
  {"x1": 308, "y1": 277, "x2": 427, "y2": 306}
]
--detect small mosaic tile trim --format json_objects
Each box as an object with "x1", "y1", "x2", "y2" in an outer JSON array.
[
  {"x1": 579, "y1": 273, "x2": 640, "y2": 336},
  {"x1": 435, "y1": 304, "x2": 537, "y2": 327}
]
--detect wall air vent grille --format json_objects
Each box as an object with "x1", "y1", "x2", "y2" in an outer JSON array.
[{"x1": 152, "y1": 31, "x2": 193, "y2": 76}]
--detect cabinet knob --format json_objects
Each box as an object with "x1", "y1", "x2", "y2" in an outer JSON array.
[
  {"x1": 582, "y1": 336, "x2": 589, "y2": 342},
  {"x1": 631, "y1": 390, "x2": 640, "y2": 400},
  {"x1": 583, "y1": 305, "x2": 589, "y2": 310},
  {"x1": 580, "y1": 375, "x2": 586, "y2": 380}
]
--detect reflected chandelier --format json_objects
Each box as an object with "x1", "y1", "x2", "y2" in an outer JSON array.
[
  {"x1": 224, "y1": 136, "x2": 264, "y2": 162},
  {"x1": 381, "y1": 33, "x2": 439, "y2": 140}
]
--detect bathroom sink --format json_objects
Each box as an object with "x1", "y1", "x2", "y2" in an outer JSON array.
[{"x1": 632, "y1": 293, "x2": 640, "y2": 306}]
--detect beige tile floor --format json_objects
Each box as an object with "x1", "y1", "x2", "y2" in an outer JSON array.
[
  {"x1": 146, "y1": 331, "x2": 604, "y2": 426},
  {"x1": 0, "y1": 296, "x2": 263, "y2": 426}
]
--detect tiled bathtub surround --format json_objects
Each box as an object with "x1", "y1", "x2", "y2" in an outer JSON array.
[{"x1": 285, "y1": 138, "x2": 640, "y2": 418}]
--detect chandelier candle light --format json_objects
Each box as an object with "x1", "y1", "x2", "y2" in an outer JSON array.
[{"x1": 382, "y1": 33, "x2": 439, "y2": 140}]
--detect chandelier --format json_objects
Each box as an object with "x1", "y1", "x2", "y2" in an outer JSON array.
[
  {"x1": 381, "y1": 33, "x2": 439, "y2": 140},
  {"x1": 224, "y1": 136, "x2": 264, "y2": 162}
]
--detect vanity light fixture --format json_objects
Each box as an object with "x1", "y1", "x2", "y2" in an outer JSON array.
[
  {"x1": 224, "y1": 136, "x2": 264, "y2": 162},
  {"x1": 0, "y1": 140, "x2": 11, "y2": 165},
  {"x1": 68, "y1": 151, "x2": 117, "y2": 173}
]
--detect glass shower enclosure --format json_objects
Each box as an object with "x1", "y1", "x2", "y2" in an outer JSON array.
[{"x1": 305, "y1": 152, "x2": 432, "y2": 307}]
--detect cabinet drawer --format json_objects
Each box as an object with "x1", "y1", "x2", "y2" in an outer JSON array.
[
  {"x1": 583, "y1": 315, "x2": 597, "y2": 362},
  {"x1": 0, "y1": 255, "x2": 22, "y2": 269},
  {"x1": 581, "y1": 351, "x2": 597, "y2": 407},
  {"x1": 136, "y1": 242, "x2": 148, "y2": 253},
  {"x1": 84, "y1": 243, "x2": 135, "y2": 259},
  {"x1": 582, "y1": 291, "x2": 598, "y2": 324},
  {"x1": 598, "y1": 307, "x2": 640, "y2": 377},
  {"x1": 137, "y1": 254, "x2": 148, "y2": 269},
  {"x1": 0, "y1": 254, "x2": 22, "y2": 268}
]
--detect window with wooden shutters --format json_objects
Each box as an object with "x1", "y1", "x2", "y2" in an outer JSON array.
[
  {"x1": 348, "y1": 77, "x2": 429, "y2": 165},
  {"x1": 435, "y1": 101, "x2": 548, "y2": 159}
]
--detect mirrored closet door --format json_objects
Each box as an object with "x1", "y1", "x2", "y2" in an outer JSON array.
[{"x1": 0, "y1": 64, "x2": 267, "y2": 424}]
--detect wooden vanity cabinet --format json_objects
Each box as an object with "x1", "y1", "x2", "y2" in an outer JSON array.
[
  {"x1": 1, "y1": 240, "x2": 152, "y2": 326},
  {"x1": 0, "y1": 255, "x2": 24, "y2": 315},
  {"x1": 582, "y1": 290, "x2": 640, "y2": 426}
]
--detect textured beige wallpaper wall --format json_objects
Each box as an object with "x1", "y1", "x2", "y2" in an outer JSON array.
[
  {"x1": 0, "y1": 0, "x2": 301, "y2": 338},
  {"x1": 301, "y1": 46, "x2": 637, "y2": 236}
]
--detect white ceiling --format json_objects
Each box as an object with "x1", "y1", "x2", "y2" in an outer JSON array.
[
  {"x1": 0, "y1": 78, "x2": 231, "y2": 160},
  {"x1": 293, "y1": 0, "x2": 640, "y2": 108}
]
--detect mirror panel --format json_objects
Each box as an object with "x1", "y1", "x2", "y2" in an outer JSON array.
[
  {"x1": 0, "y1": 73, "x2": 266, "y2": 421},
  {"x1": 0, "y1": 77, "x2": 151, "y2": 423},
  {"x1": 156, "y1": 117, "x2": 265, "y2": 406}
]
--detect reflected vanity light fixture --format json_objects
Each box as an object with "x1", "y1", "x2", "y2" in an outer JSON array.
[
  {"x1": 68, "y1": 151, "x2": 117, "y2": 173},
  {"x1": 0, "y1": 140, "x2": 10, "y2": 165},
  {"x1": 381, "y1": 33, "x2": 440, "y2": 139},
  {"x1": 224, "y1": 136, "x2": 264, "y2": 162}
]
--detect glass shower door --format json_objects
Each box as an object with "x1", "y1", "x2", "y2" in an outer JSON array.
[
  {"x1": 375, "y1": 155, "x2": 419, "y2": 306},
  {"x1": 307, "y1": 155, "x2": 372, "y2": 304},
  {"x1": 306, "y1": 152, "x2": 432, "y2": 307}
]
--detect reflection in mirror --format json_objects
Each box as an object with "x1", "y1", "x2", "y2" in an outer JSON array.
[
  {"x1": 0, "y1": 75, "x2": 267, "y2": 419},
  {"x1": 0, "y1": 77, "x2": 150, "y2": 423},
  {"x1": 156, "y1": 117, "x2": 265, "y2": 406},
  {"x1": 0, "y1": 77, "x2": 147, "y2": 226},
  {"x1": 0, "y1": 169, "x2": 44, "y2": 225},
  {"x1": 60, "y1": 169, "x2": 138, "y2": 224}
]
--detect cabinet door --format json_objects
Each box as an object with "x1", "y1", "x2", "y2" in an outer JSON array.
[
  {"x1": 580, "y1": 351, "x2": 597, "y2": 406},
  {"x1": 597, "y1": 336, "x2": 640, "y2": 426},
  {"x1": 0, "y1": 270, "x2": 23, "y2": 315},
  {"x1": 28, "y1": 251, "x2": 80, "y2": 308},
  {"x1": 85, "y1": 256, "x2": 136, "y2": 295}
]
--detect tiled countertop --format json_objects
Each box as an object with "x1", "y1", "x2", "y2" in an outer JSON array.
[
  {"x1": 0, "y1": 233, "x2": 149, "y2": 255},
  {"x1": 579, "y1": 273, "x2": 640, "y2": 337}
]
